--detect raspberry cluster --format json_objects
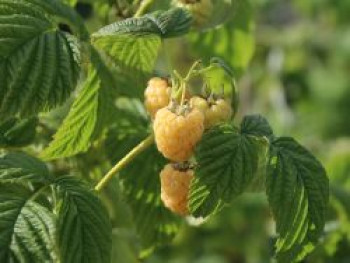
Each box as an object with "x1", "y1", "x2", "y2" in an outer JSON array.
[{"x1": 144, "y1": 75, "x2": 233, "y2": 216}]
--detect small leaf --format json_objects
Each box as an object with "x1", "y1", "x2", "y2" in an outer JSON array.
[
  {"x1": 53, "y1": 176, "x2": 112, "y2": 263},
  {"x1": 0, "y1": 152, "x2": 50, "y2": 185},
  {"x1": 266, "y1": 137, "x2": 329, "y2": 262},
  {"x1": 41, "y1": 59, "x2": 115, "y2": 160},
  {"x1": 189, "y1": 123, "x2": 268, "y2": 217},
  {"x1": 241, "y1": 114, "x2": 274, "y2": 139},
  {"x1": 0, "y1": 117, "x2": 38, "y2": 148}
]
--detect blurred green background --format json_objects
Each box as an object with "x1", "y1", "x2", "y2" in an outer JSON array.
[{"x1": 65, "y1": 0, "x2": 350, "y2": 262}]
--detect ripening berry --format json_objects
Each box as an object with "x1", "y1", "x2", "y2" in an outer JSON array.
[
  {"x1": 190, "y1": 96, "x2": 209, "y2": 113},
  {"x1": 174, "y1": 0, "x2": 214, "y2": 27},
  {"x1": 154, "y1": 107, "x2": 204, "y2": 162},
  {"x1": 144, "y1": 77, "x2": 170, "y2": 119},
  {"x1": 205, "y1": 99, "x2": 233, "y2": 127},
  {"x1": 160, "y1": 164, "x2": 193, "y2": 216},
  {"x1": 190, "y1": 97, "x2": 233, "y2": 128}
]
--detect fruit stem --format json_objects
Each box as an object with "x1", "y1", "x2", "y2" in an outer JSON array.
[
  {"x1": 134, "y1": 0, "x2": 155, "y2": 17},
  {"x1": 180, "y1": 81, "x2": 187, "y2": 107},
  {"x1": 184, "y1": 60, "x2": 202, "y2": 81},
  {"x1": 95, "y1": 134, "x2": 154, "y2": 192}
]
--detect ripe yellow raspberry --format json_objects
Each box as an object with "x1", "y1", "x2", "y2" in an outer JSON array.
[
  {"x1": 190, "y1": 97, "x2": 232, "y2": 128},
  {"x1": 154, "y1": 107, "x2": 204, "y2": 162},
  {"x1": 160, "y1": 164, "x2": 193, "y2": 216},
  {"x1": 144, "y1": 77, "x2": 170, "y2": 119},
  {"x1": 174, "y1": 0, "x2": 214, "y2": 28}
]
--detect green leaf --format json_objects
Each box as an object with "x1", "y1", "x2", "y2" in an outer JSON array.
[
  {"x1": 241, "y1": 114, "x2": 274, "y2": 139},
  {"x1": 92, "y1": 8, "x2": 192, "y2": 98},
  {"x1": 53, "y1": 176, "x2": 112, "y2": 263},
  {"x1": 188, "y1": 0, "x2": 255, "y2": 75},
  {"x1": 189, "y1": 123, "x2": 269, "y2": 217},
  {"x1": 0, "y1": 117, "x2": 38, "y2": 148},
  {"x1": 93, "y1": 8, "x2": 192, "y2": 38},
  {"x1": 8, "y1": 0, "x2": 89, "y2": 39},
  {"x1": 266, "y1": 137, "x2": 329, "y2": 262},
  {"x1": 41, "y1": 56, "x2": 115, "y2": 160},
  {"x1": 93, "y1": 34, "x2": 161, "y2": 98},
  {"x1": 0, "y1": 188, "x2": 57, "y2": 262},
  {"x1": 0, "y1": 152, "x2": 50, "y2": 185},
  {"x1": 0, "y1": 1, "x2": 81, "y2": 118},
  {"x1": 105, "y1": 125, "x2": 180, "y2": 252}
]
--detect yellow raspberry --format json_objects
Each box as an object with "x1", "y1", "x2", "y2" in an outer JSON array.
[
  {"x1": 190, "y1": 96, "x2": 209, "y2": 113},
  {"x1": 144, "y1": 77, "x2": 170, "y2": 119},
  {"x1": 205, "y1": 99, "x2": 232, "y2": 127},
  {"x1": 190, "y1": 96, "x2": 232, "y2": 128},
  {"x1": 154, "y1": 107, "x2": 204, "y2": 162},
  {"x1": 160, "y1": 164, "x2": 194, "y2": 216}
]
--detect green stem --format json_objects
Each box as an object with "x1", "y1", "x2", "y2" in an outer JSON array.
[
  {"x1": 134, "y1": 0, "x2": 155, "y2": 17},
  {"x1": 29, "y1": 185, "x2": 50, "y2": 202},
  {"x1": 95, "y1": 135, "x2": 154, "y2": 192},
  {"x1": 184, "y1": 60, "x2": 202, "y2": 81}
]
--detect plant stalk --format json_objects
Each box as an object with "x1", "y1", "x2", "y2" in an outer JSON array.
[
  {"x1": 134, "y1": 0, "x2": 155, "y2": 17},
  {"x1": 95, "y1": 135, "x2": 154, "y2": 192}
]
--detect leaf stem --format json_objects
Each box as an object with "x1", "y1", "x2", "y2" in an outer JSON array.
[
  {"x1": 134, "y1": 0, "x2": 155, "y2": 17},
  {"x1": 95, "y1": 135, "x2": 154, "y2": 192}
]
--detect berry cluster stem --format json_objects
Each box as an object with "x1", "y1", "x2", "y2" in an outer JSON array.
[{"x1": 95, "y1": 135, "x2": 154, "y2": 192}]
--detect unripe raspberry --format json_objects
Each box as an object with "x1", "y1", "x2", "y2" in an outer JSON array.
[
  {"x1": 190, "y1": 97, "x2": 233, "y2": 128},
  {"x1": 144, "y1": 77, "x2": 170, "y2": 119},
  {"x1": 190, "y1": 96, "x2": 209, "y2": 113},
  {"x1": 160, "y1": 164, "x2": 193, "y2": 216},
  {"x1": 174, "y1": 0, "x2": 214, "y2": 28},
  {"x1": 154, "y1": 107, "x2": 204, "y2": 162},
  {"x1": 205, "y1": 99, "x2": 232, "y2": 127}
]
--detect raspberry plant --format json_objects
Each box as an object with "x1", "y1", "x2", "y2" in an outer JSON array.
[{"x1": 0, "y1": 1, "x2": 329, "y2": 263}]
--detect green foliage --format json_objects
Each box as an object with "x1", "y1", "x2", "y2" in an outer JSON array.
[
  {"x1": 92, "y1": 8, "x2": 191, "y2": 98},
  {"x1": 0, "y1": 152, "x2": 50, "y2": 185},
  {"x1": 53, "y1": 176, "x2": 112, "y2": 263},
  {"x1": 0, "y1": 117, "x2": 38, "y2": 148},
  {"x1": 0, "y1": 152, "x2": 112, "y2": 263},
  {"x1": 0, "y1": 189, "x2": 57, "y2": 262},
  {"x1": 267, "y1": 137, "x2": 329, "y2": 262},
  {"x1": 0, "y1": 0, "x2": 81, "y2": 118},
  {"x1": 189, "y1": 122, "x2": 268, "y2": 217},
  {"x1": 94, "y1": 34, "x2": 161, "y2": 98},
  {"x1": 93, "y1": 8, "x2": 192, "y2": 38},
  {"x1": 240, "y1": 114, "x2": 274, "y2": 139},
  {"x1": 41, "y1": 66, "x2": 112, "y2": 160}
]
